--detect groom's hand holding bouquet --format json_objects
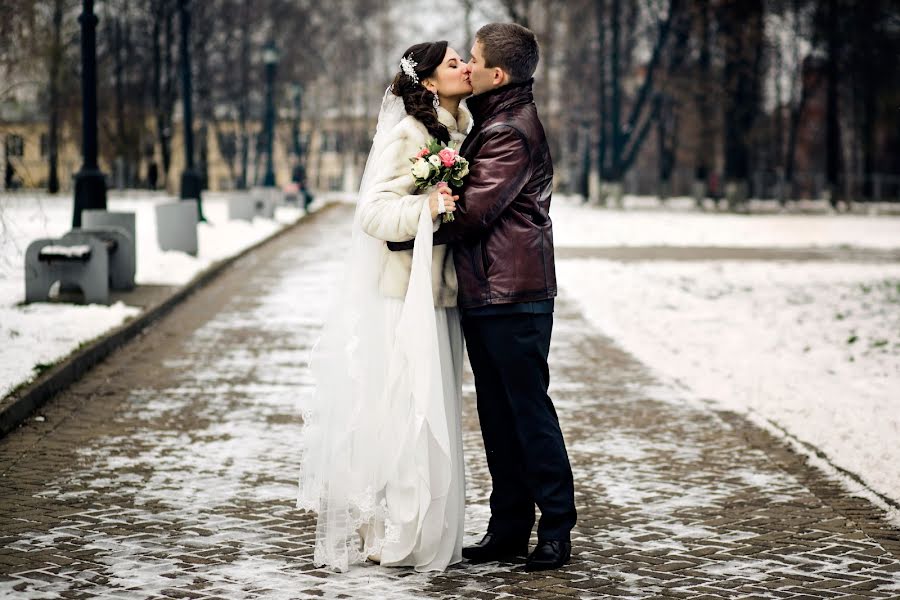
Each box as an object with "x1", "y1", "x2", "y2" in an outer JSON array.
[{"x1": 410, "y1": 139, "x2": 470, "y2": 223}]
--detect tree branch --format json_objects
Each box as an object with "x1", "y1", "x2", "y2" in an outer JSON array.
[{"x1": 623, "y1": 0, "x2": 680, "y2": 140}]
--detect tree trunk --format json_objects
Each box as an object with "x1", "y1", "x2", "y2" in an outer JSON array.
[
  {"x1": 501, "y1": 0, "x2": 531, "y2": 27},
  {"x1": 462, "y1": 0, "x2": 474, "y2": 54},
  {"x1": 824, "y1": 0, "x2": 842, "y2": 208},
  {"x1": 853, "y1": 0, "x2": 878, "y2": 201},
  {"x1": 606, "y1": 0, "x2": 680, "y2": 182},
  {"x1": 656, "y1": 94, "x2": 668, "y2": 201},
  {"x1": 773, "y1": 18, "x2": 785, "y2": 204},
  {"x1": 595, "y1": 0, "x2": 608, "y2": 186},
  {"x1": 720, "y1": 0, "x2": 764, "y2": 210},
  {"x1": 161, "y1": 1, "x2": 174, "y2": 186},
  {"x1": 609, "y1": 0, "x2": 622, "y2": 180},
  {"x1": 692, "y1": 0, "x2": 712, "y2": 205},
  {"x1": 237, "y1": 1, "x2": 250, "y2": 189},
  {"x1": 112, "y1": 15, "x2": 127, "y2": 189},
  {"x1": 152, "y1": 0, "x2": 163, "y2": 189},
  {"x1": 784, "y1": 0, "x2": 817, "y2": 201}
]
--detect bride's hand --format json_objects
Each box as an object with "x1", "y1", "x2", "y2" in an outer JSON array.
[{"x1": 429, "y1": 183, "x2": 458, "y2": 221}]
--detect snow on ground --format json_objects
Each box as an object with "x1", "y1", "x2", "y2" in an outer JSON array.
[
  {"x1": 553, "y1": 198, "x2": 900, "y2": 506},
  {"x1": 556, "y1": 260, "x2": 900, "y2": 503},
  {"x1": 0, "y1": 190, "x2": 314, "y2": 399},
  {"x1": 552, "y1": 195, "x2": 900, "y2": 249},
  {"x1": 1, "y1": 301, "x2": 142, "y2": 398}
]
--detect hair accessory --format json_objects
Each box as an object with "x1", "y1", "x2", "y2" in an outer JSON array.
[{"x1": 399, "y1": 54, "x2": 419, "y2": 83}]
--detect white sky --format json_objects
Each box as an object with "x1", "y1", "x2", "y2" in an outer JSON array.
[{"x1": 390, "y1": 0, "x2": 509, "y2": 60}]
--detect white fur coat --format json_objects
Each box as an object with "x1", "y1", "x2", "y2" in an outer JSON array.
[{"x1": 358, "y1": 105, "x2": 471, "y2": 308}]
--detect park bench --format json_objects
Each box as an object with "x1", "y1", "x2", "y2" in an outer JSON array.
[{"x1": 24, "y1": 225, "x2": 135, "y2": 305}]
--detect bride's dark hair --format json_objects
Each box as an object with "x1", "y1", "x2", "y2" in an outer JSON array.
[{"x1": 391, "y1": 41, "x2": 451, "y2": 145}]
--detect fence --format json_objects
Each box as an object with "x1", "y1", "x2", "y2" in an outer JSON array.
[{"x1": 562, "y1": 166, "x2": 900, "y2": 203}]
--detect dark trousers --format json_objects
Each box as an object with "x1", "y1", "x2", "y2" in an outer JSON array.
[{"x1": 462, "y1": 311, "x2": 576, "y2": 542}]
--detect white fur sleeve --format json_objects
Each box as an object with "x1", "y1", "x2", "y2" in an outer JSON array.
[{"x1": 358, "y1": 135, "x2": 432, "y2": 242}]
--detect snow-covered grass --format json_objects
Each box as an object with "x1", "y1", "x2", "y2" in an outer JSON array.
[
  {"x1": 0, "y1": 190, "x2": 315, "y2": 399},
  {"x1": 556, "y1": 260, "x2": 900, "y2": 505},
  {"x1": 552, "y1": 195, "x2": 900, "y2": 249},
  {"x1": 553, "y1": 198, "x2": 900, "y2": 508}
]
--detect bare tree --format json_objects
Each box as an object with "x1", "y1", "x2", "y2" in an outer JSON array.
[
  {"x1": 844, "y1": 0, "x2": 899, "y2": 202},
  {"x1": 595, "y1": 0, "x2": 683, "y2": 205},
  {"x1": 500, "y1": 0, "x2": 532, "y2": 27},
  {"x1": 718, "y1": 0, "x2": 765, "y2": 209},
  {"x1": 821, "y1": 0, "x2": 842, "y2": 208},
  {"x1": 654, "y1": 2, "x2": 691, "y2": 202},
  {"x1": 690, "y1": 0, "x2": 714, "y2": 206}
]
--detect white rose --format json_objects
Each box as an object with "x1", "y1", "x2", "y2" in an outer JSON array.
[
  {"x1": 428, "y1": 154, "x2": 442, "y2": 167},
  {"x1": 411, "y1": 158, "x2": 431, "y2": 179},
  {"x1": 456, "y1": 161, "x2": 469, "y2": 177}
]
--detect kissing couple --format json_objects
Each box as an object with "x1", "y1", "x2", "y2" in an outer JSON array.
[{"x1": 297, "y1": 22, "x2": 576, "y2": 574}]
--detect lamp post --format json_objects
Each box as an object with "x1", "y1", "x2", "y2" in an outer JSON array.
[
  {"x1": 290, "y1": 82, "x2": 312, "y2": 210},
  {"x1": 262, "y1": 41, "x2": 279, "y2": 187},
  {"x1": 291, "y1": 83, "x2": 303, "y2": 160},
  {"x1": 72, "y1": 0, "x2": 107, "y2": 228},
  {"x1": 177, "y1": 0, "x2": 205, "y2": 221}
]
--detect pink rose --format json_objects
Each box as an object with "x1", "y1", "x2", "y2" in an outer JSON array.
[
  {"x1": 416, "y1": 147, "x2": 430, "y2": 158},
  {"x1": 438, "y1": 148, "x2": 457, "y2": 168}
]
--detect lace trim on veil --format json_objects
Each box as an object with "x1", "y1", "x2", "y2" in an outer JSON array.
[{"x1": 297, "y1": 89, "x2": 453, "y2": 572}]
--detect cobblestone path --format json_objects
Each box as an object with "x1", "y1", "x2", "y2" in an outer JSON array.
[{"x1": 1, "y1": 204, "x2": 899, "y2": 599}]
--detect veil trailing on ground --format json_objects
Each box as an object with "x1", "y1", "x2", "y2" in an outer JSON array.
[{"x1": 297, "y1": 88, "x2": 452, "y2": 572}]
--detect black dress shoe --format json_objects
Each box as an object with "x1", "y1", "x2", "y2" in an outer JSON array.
[
  {"x1": 462, "y1": 532, "x2": 529, "y2": 563},
  {"x1": 525, "y1": 540, "x2": 571, "y2": 572}
]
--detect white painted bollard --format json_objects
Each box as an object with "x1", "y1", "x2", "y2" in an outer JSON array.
[
  {"x1": 228, "y1": 195, "x2": 256, "y2": 222},
  {"x1": 255, "y1": 187, "x2": 279, "y2": 219},
  {"x1": 155, "y1": 199, "x2": 199, "y2": 256}
]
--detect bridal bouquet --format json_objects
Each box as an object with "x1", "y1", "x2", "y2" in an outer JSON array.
[{"x1": 409, "y1": 140, "x2": 469, "y2": 222}]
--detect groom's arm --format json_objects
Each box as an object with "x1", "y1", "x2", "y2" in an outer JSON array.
[{"x1": 387, "y1": 125, "x2": 531, "y2": 251}]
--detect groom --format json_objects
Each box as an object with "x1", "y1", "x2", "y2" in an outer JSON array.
[{"x1": 389, "y1": 23, "x2": 576, "y2": 571}]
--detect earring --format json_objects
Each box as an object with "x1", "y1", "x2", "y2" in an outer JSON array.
[{"x1": 432, "y1": 91, "x2": 440, "y2": 109}]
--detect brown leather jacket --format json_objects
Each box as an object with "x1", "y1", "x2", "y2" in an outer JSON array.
[{"x1": 389, "y1": 80, "x2": 557, "y2": 310}]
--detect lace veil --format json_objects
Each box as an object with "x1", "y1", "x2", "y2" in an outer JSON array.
[{"x1": 297, "y1": 88, "x2": 451, "y2": 572}]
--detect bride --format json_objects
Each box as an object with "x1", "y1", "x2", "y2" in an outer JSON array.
[{"x1": 297, "y1": 41, "x2": 473, "y2": 573}]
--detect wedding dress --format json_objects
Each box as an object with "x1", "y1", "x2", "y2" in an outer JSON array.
[{"x1": 297, "y1": 89, "x2": 468, "y2": 572}]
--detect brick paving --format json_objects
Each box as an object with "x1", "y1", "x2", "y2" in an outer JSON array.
[{"x1": 1, "y1": 203, "x2": 899, "y2": 599}]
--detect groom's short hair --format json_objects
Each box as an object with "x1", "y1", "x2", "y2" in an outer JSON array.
[{"x1": 476, "y1": 23, "x2": 539, "y2": 83}]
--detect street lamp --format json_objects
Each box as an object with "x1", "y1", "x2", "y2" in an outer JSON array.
[
  {"x1": 177, "y1": 0, "x2": 205, "y2": 221},
  {"x1": 72, "y1": 0, "x2": 107, "y2": 228},
  {"x1": 291, "y1": 83, "x2": 303, "y2": 159},
  {"x1": 262, "y1": 41, "x2": 279, "y2": 187},
  {"x1": 290, "y1": 82, "x2": 312, "y2": 211}
]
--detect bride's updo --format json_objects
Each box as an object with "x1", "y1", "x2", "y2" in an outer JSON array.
[{"x1": 391, "y1": 41, "x2": 451, "y2": 145}]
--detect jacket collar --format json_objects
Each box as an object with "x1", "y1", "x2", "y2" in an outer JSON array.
[
  {"x1": 436, "y1": 104, "x2": 473, "y2": 135},
  {"x1": 466, "y1": 79, "x2": 534, "y2": 126}
]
